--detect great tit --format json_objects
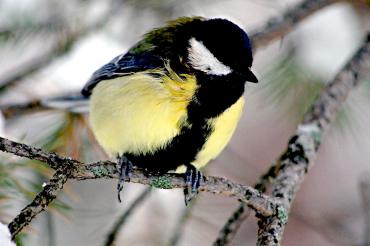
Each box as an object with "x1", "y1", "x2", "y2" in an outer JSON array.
[{"x1": 82, "y1": 16, "x2": 258, "y2": 204}]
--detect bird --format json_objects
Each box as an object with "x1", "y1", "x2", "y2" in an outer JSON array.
[{"x1": 81, "y1": 16, "x2": 258, "y2": 204}]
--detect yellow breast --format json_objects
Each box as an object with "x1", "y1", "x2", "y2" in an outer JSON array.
[
  {"x1": 176, "y1": 97, "x2": 245, "y2": 172},
  {"x1": 89, "y1": 70, "x2": 197, "y2": 157},
  {"x1": 195, "y1": 97, "x2": 244, "y2": 166}
]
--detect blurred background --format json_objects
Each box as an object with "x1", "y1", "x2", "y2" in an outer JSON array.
[{"x1": 0, "y1": 0, "x2": 370, "y2": 245}]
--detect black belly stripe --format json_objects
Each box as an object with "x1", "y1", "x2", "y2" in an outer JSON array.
[{"x1": 125, "y1": 118, "x2": 213, "y2": 173}]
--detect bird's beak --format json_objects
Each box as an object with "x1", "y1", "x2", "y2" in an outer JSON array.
[{"x1": 246, "y1": 69, "x2": 258, "y2": 83}]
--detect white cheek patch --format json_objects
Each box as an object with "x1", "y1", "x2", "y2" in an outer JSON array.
[{"x1": 188, "y1": 38, "x2": 232, "y2": 76}]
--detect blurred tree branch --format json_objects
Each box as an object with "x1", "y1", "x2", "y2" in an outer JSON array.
[
  {"x1": 0, "y1": 94, "x2": 88, "y2": 119},
  {"x1": 250, "y1": 0, "x2": 336, "y2": 49},
  {"x1": 257, "y1": 33, "x2": 370, "y2": 245},
  {"x1": 213, "y1": 203, "x2": 251, "y2": 246},
  {"x1": 168, "y1": 197, "x2": 198, "y2": 246},
  {"x1": 104, "y1": 187, "x2": 152, "y2": 246},
  {"x1": 0, "y1": 0, "x2": 124, "y2": 93},
  {"x1": 1, "y1": 100, "x2": 45, "y2": 119},
  {"x1": 214, "y1": 161, "x2": 283, "y2": 245}
]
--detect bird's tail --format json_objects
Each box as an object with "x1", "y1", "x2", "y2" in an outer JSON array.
[{"x1": 42, "y1": 94, "x2": 90, "y2": 113}]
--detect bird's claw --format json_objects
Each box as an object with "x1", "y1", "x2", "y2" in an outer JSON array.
[
  {"x1": 116, "y1": 155, "x2": 133, "y2": 203},
  {"x1": 183, "y1": 165, "x2": 203, "y2": 205}
]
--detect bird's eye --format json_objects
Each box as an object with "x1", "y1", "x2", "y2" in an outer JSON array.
[{"x1": 188, "y1": 38, "x2": 232, "y2": 76}]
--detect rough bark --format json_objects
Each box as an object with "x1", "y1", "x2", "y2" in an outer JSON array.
[
  {"x1": 256, "y1": 33, "x2": 370, "y2": 246},
  {"x1": 7, "y1": 163, "x2": 75, "y2": 238}
]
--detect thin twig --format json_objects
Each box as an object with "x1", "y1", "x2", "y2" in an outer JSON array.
[
  {"x1": 168, "y1": 197, "x2": 198, "y2": 246},
  {"x1": 7, "y1": 162, "x2": 75, "y2": 238},
  {"x1": 213, "y1": 203, "x2": 251, "y2": 246},
  {"x1": 213, "y1": 164, "x2": 280, "y2": 245},
  {"x1": 104, "y1": 187, "x2": 152, "y2": 246},
  {"x1": 250, "y1": 0, "x2": 336, "y2": 49},
  {"x1": 256, "y1": 33, "x2": 370, "y2": 246},
  {"x1": 213, "y1": 167, "x2": 276, "y2": 246}
]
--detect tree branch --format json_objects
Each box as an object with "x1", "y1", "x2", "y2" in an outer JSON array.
[
  {"x1": 78, "y1": 163, "x2": 280, "y2": 218},
  {"x1": 0, "y1": 136, "x2": 281, "y2": 237},
  {"x1": 257, "y1": 33, "x2": 370, "y2": 246}
]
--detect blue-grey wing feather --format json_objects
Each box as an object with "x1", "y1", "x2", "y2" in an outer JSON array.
[{"x1": 81, "y1": 52, "x2": 163, "y2": 97}]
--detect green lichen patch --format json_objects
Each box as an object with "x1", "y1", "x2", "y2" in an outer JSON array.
[
  {"x1": 91, "y1": 166, "x2": 109, "y2": 177},
  {"x1": 277, "y1": 206, "x2": 288, "y2": 224},
  {"x1": 151, "y1": 175, "x2": 172, "y2": 189},
  {"x1": 311, "y1": 130, "x2": 322, "y2": 147}
]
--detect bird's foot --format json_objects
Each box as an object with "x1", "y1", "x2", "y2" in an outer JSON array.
[
  {"x1": 116, "y1": 155, "x2": 133, "y2": 203},
  {"x1": 183, "y1": 164, "x2": 204, "y2": 205}
]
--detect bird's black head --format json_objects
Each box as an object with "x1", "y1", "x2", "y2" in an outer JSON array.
[
  {"x1": 143, "y1": 17, "x2": 257, "y2": 119},
  {"x1": 184, "y1": 18, "x2": 258, "y2": 84},
  {"x1": 174, "y1": 18, "x2": 258, "y2": 119}
]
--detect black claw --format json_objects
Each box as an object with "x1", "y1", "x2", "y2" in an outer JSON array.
[
  {"x1": 117, "y1": 183, "x2": 123, "y2": 203},
  {"x1": 183, "y1": 164, "x2": 203, "y2": 205},
  {"x1": 196, "y1": 170, "x2": 203, "y2": 191},
  {"x1": 116, "y1": 155, "x2": 133, "y2": 203},
  {"x1": 192, "y1": 170, "x2": 199, "y2": 193},
  {"x1": 185, "y1": 168, "x2": 192, "y2": 185}
]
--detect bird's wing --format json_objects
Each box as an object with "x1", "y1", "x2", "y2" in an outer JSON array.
[{"x1": 81, "y1": 52, "x2": 163, "y2": 97}]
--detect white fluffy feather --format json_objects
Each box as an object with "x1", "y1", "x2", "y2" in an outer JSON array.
[{"x1": 188, "y1": 38, "x2": 232, "y2": 76}]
